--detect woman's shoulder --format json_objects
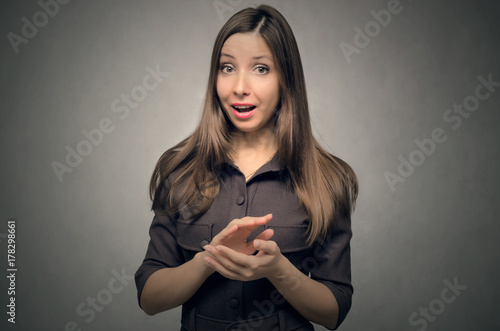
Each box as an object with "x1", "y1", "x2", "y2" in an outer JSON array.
[
  {"x1": 317, "y1": 147, "x2": 358, "y2": 206},
  {"x1": 317, "y1": 148, "x2": 356, "y2": 177}
]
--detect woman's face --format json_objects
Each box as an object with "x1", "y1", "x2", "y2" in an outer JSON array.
[{"x1": 216, "y1": 32, "x2": 280, "y2": 134}]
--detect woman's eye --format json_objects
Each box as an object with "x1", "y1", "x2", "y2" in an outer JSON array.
[
  {"x1": 255, "y1": 66, "x2": 269, "y2": 74},
  {"x1": 220, "y1": 65, "x2": 234, "y2": 73}
]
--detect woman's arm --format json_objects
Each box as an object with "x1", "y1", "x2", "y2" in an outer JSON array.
[
  {"x1": 203, "y1": 239, "x2": 342, "y2": 330},
  {"x1": 138, "y1": 214, "x2": 275, "y2": 315},
  {"x1": 140, "y1": 251, "x2": 213, "y2": 315},
  {"x1": 268, "y1": 253, "x2": 340, "y2": 329}
]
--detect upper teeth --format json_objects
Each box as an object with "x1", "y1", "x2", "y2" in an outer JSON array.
[{"x1": 234, "y1": 105, "x2": 253, "y2": 110}]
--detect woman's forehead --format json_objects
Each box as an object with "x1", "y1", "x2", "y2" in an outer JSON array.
[{"x1": 220, "y1": 33, "x2": 273, "y2": 59}]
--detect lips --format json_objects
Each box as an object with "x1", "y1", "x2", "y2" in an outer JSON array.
[{"x1": 231, "y1": 103, "x2": 256, "y2": 119}]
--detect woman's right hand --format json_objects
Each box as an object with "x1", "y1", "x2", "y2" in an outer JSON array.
[
  {"x1": 206, "y1": 214, "x2": 274, "y2": 255},
  {"x1": 141, "y1": 215, "x2": 273, "y2": 314}
]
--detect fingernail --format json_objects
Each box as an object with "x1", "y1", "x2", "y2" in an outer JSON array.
[
  {"x1": 254, "y1": 240, "x2": 260, "y2": 248},
  {"x1": 203, "y1": 245, "x2": 210, "y2": 251},
  {"x1": 205, "y1": 257, "x2": 211, "y2": 264},
  {"x1": 215, "y1": 245, "x2": 223, "y2": 251}
]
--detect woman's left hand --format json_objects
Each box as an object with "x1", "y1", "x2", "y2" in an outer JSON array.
[{"x1": 203, "y1": 239, "x2": 284, "y2": 281}]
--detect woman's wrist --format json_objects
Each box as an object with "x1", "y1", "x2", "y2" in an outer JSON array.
[
  {"x1": 267, "y1": 253, "x2": 296, "y2": 283},
  {"x1": 194, "y1": 251, "x2": 216, "y2": 278}
]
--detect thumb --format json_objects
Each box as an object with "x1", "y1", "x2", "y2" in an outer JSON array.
[
  {"x1": 254, "y1": 228, "x2": 274, "y2": 242},
  {"x1": 254, "y1": 239, "x2": 278, "y2": 255}
]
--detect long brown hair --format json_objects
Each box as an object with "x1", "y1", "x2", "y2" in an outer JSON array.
[{"x1": 150, "y1": 5, "x2": 358, "y2": 244}]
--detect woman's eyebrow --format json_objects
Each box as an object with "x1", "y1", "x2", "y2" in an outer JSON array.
[
  {"x1": 220, "y1": 53, "x2": 272, "y2": 61},
  {"x1": 252, "y1": 55, "x2": 273, "y2": 61}
]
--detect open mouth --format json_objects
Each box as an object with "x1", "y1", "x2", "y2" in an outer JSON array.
[
  {"x1": 232, "y1": 105, "x2": 256, "y2": 112},
  {"x1": 231, "y1": 104, "x2": 256, "y2": 119}
]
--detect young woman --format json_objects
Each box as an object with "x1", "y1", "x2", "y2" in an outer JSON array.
[{"x1": 135, "y1": 5, "x2": 358, "y2": 330}]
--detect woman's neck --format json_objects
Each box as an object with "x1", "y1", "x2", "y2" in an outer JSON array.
[
  {"x1": 230, "y1": 127, "x2": 277, "y2": 158},
  {"x1": 229, "y1": 127, "x2": 277, "y2": 178}
]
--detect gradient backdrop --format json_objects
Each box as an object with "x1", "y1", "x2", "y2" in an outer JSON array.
[{"x1": 1, "y1": 0, "x2": 499, "y2": 330}]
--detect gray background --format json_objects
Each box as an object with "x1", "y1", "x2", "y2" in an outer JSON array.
[{"x1": 1, "y1": 0, "x2": 499, "y2": 330}]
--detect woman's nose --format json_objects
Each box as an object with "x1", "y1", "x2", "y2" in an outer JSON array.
[{"x1": 233, "y1": 73, "x2": 250, "y2": 96}]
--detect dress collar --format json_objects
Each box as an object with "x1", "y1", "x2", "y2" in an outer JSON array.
[{"x1": 224, "y1": 153, "x2": 282, "y2": 179}]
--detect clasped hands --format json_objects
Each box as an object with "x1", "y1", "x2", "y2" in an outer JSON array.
[{"x1": 202, "y1": 214, "x2": 284, "y2": 281}]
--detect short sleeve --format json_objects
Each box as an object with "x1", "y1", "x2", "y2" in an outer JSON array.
[
  {"x1": 309, "y1": 214, "x2": 353, "y2": 329},
  {"x1": 134, "y1": 180, "x2": 184, "y2": 308}
]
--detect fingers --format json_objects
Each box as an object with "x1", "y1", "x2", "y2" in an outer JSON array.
[
  {"x1": 211, "y1": 214, "x2": 273, "y2": 248},
  {"x1": 254, "y1": 239, "x2": 279, "y2": 256},
  {"x1": 203, "y1": 245, "x2": 251, "y2": 280},
  {"x1": 204, "y1": 245, "x2": 250, "y2": 267},
  {"x1": 223, "y1": 225, "x2": 239, "y2": 237},
  {"x1": 204, "y1": 254, "x2": 241, "y2": 280},
  {"x1": 218, "y1": 215, "x2": 272, "y2": 238},
  {"x1": 251, "y1": 213, "x2": 273, "y2": 226},
  {"x1": 254, "y1": 228, "x2": 274, "y2": 242},
  {"x1": 203, "y1": 243, "x2": 279, "y2": 281},
  {"x1": 214, "y1": 224, "x2": 238, "y2": 242},
  {"x1": 240, "y1": 229, "x2": 273, "y2": 255},
  {"x1": 231, "y1": 214, "x2": 273, "y2": 229},
  {"x1": 231, "y1": 214, "x2": 273, "y2": 234}
]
